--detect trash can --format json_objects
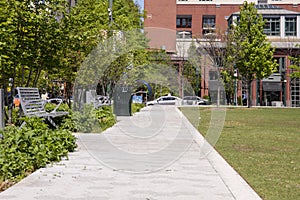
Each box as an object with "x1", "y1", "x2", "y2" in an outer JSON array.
[{"x1": 113, "y1": 86, "x2": 132, "y2": 116}]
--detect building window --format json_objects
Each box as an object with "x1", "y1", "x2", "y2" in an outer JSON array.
[
  {"x1": 291, "y1": 78, "x2": 300, "y2": 107},
  {"x1": 274, "y1": 57, "x2": 286, "y2": 72},
  {"x1": 264, "y1": 17, "x2": 280, "y2": 36},
  {"x1": 202, "y1": 15, "x2": 216, "y2": 35},
  {"x1": 285, "y1": 17, "x2": 297, "y2": 36},
  {"x1": 176, "y1": 31, "x2": 192, "y2": 39},
  {"x1": 209, "y1": 71, "x2": 218, "y2": 80},
  {"x1": 258, "y1": 0, "x2": 268, "y2": 3},
  {"x1": 177, "y1": 15, "x2": 192, "y2": 28}
]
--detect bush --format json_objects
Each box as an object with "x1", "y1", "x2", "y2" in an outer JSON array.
[
  {"x1": 203, "y1": 95, "x2": 210, "y2": 100},
  {"x1": 44, "y1": 102, "x2": 72, "y2": 128},
  {"x1": 0, "y1": 118, "x2": 76, "y2": 184},
  {"x1": 95, "y1": 106, "x2": 116, "y2": 131},
  {"x1": 61, "y1": 104, "x2": 116, "y2": 133},
  {"x1": 131, "y1": 103, "x2": 145, "y2": 114},
  {"x1": 62, "y1": 104, "x2": 98, "y2": 133}
]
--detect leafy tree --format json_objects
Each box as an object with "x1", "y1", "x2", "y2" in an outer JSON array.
[
  {"x1": 0, "y1": 0, "x2": 70, "y2": 121},
  {"x1": 290, "y1": 62, "x2": 300, "y2": 78},
  {"x1": 0, "y1": 0, "x2": 146, "y2": 111},
  {"x1": 230, "y1": 2, "x2": 278, "y2": 107},
  {"x1": 289, "y1": 45, "x2": 300, "y2": 78},
  {"x1": 0, "y1": 0, "x2": 69, "y2": 88},
  {"x1": 60, "y1": 0, "x2": 146, "y2": 99},
  {"x1": 197, "y1": 29, "x2": 236, "y2": 105},
  {"x1": 0, "y1": 0, "x2": 16, "y2": 91},
  {"x1": 186, "y1": 41, "x2": 201, "y2": 96}
]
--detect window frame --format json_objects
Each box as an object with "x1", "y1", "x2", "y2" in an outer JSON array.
[
  {"x1": 202, "y1": 15, "x2": 216, "y2": 35},
  {"x1": 285, "y1": 17, "x2": 297, "y2": 36},
  {"x1": 176, "y1": 15, "x2": 192, "y2": 28},
  {"x1": 263, "y1": 17, "x2": 280, "y2": 36}
]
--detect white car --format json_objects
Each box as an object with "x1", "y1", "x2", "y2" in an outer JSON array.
[
  {"x1": 146, "y1": 96, "x2": 181, "y2": 106},
  {"x1": 182, "y1": 96, "x2": 209, "y2": 105}
]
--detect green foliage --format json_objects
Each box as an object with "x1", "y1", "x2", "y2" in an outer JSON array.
[
  {"x1": 131, "y1": 103, "x2": 145, "y2": 114},
  {"x1": 71, "y1": 104, "x2": 99, "y2": 133},
  {"x1": 123, "y1": 50, "x2": 178, "y2": 99},
  {"x1": 203, "y1": 95, "x2": 210, "y2": 100},
  {"x1": 230, "y1": 2, "x2": 278, "y2": 107},
  {"x1": 64, "y1": 0, "x2": 146, "y2": 96},
  {"x1": 0, "y1": 0, "x2": 145, "y2": 95},
  {"x1": 61, "y1": 104, "x2": 116, "y2": 133},
  {"x1": 4, "y1": 106, "x2": 20, "y2": 126},
  {"x1": 187, "y1": 41, "x2": 201, "y2": 95},
  {"x1": 0, "y1": 0, "x2": 69, "y2": 89},
  {"x1": 0, "y1": 118, "x2": 76, "y2": 182},
  {"x1": 87, "y1": 30, "x2": 149, "y2": 97},
  {"x1": 289, "y1": 48, "x2": 300, "y2": 78},
  {"x1": 94, "y1": 106, "x2": 116, "y2": 131},
  {"x1": 44, "y1": 102, "x2": 70, "y2": 113},
  {"x1": 43, "y1": 102, "x2": 72, "y2": 128},
  {"x1": 289, "y1": 65, "x2": 300, "y2": 78}
]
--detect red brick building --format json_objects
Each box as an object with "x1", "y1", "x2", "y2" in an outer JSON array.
[{"x1": 144, "y1": 0, "x2": 300, "y2": 107}]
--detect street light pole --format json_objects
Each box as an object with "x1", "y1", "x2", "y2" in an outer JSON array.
[
  {"x1": 234, "y1": 69, "x2": 238, "y2": 106},
  {"x1": 196, "y1": 67, "x2": 199, "y2": 96},
  {"x1": 177, "y1": 31, "x2": 191, "y2": 98}
]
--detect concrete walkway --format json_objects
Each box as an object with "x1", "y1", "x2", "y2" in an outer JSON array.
[{"x1": 0, "y1": 106, "x2": 261, "y2": 200}]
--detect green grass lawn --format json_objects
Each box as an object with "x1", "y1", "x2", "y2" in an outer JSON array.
[{"x1": 180, "y1": 107, "x2": 300, "y2": 200}]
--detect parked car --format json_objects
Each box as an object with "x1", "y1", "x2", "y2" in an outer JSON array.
[
  {"x1": 182, "y1": 96, "x2": 209, "y2": 105},
  {"x1": 146, "y1": 96, "x2": 181, "y2": 106}
]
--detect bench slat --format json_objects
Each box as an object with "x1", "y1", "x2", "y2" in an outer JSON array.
[{"x1": 17, "y1": 87, "x2": 68, "y2": 128}]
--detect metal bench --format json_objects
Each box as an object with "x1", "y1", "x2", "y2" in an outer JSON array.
[
  {"x1": 94, "y1": 95, "x2": 111, "y2": 108},
  {"x1": 84, "y1": 90, "x2": 111, "y2": 108},
  {"x1": 17, "y1": 87, "x2": 68, "y2": 128}
]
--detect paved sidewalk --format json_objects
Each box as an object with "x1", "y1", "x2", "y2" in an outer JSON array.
[{"x1": 0, "y1": 106, "x2": 261, "y2": 200}]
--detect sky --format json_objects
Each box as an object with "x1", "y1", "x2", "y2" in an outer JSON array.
[{"x1": 134, "y1": 0, "x2": 144, "y2": 11}]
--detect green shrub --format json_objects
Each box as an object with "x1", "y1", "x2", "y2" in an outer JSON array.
[
  {"x1": 60, "y1": 104, "x2": 116, "y2": 133},
  {"x1": 0, "y1": 118, "x2": 76, "y2": 182},
  {"x1": 131, "y1": 103, "x2": 145, "y2": 114},
  {"x1": 95, "y1": 106, "x2": 116, "y2": 131},
  {"x1": 203, "y1": 95, "x2": 210, "y2": 100},
  {"x1": 71, "y1": 104, "x2": 99, "y2": 133},
  {"x1": 44, "y1": 102, "x2": 70, "y2": 113},
  {"x1": 4, "y1": 107, "x2": 21, "y2": 126}
]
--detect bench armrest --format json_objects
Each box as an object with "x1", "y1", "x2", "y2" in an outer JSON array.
[{"x1": 47, "y1": 98, "x2": 63, "y2": 113}]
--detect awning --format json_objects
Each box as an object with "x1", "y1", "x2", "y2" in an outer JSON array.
[{"x1": 262, "y1": 82, "x2": 282, "y2": 91}]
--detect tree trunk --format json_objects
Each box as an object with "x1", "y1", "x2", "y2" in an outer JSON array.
[
  {"x1": 26, "y1": 67, "x2": 33, "y2": 87},
  {"x1": 33, "y1": 68, "x2": 41, "y2": 87}
]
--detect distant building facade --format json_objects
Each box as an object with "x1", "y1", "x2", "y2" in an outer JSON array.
[{"x1": 144, "y1": 0, "x2": 300, "y2": 107}]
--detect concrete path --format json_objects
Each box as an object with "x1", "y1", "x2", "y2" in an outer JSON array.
[{"x1": 0, "y1": 106, "x2": 261, "y2": 200}]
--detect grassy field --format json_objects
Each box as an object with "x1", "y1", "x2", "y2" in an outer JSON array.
[{"x1": 180, "y1": 107, "x2": 300, "y2": 200}]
